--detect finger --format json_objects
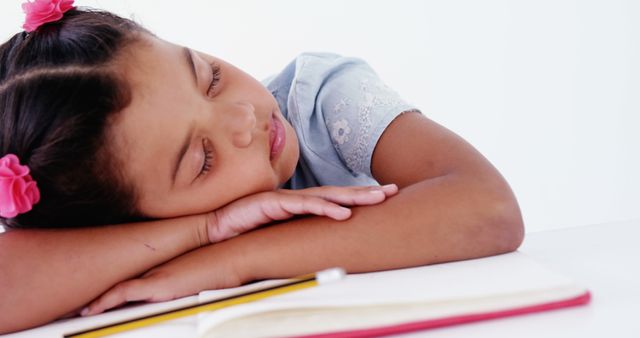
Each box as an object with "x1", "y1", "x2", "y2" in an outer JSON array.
[
  {"x1": 82, "y1": 279, "x2": 148, "y2": 316},
  {"x1": 272, "y1": 195, "x2": 352, "y2": 221},
  {"x1": 281, "y1": 185, "x2": 398, "y2": 206},
  {"x1": 380, "y1": 183, "x2": 399, "y2": 196}
]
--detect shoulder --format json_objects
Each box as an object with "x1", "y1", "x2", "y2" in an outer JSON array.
[
  {"x1": 269, "y1": 52, "x2": 419, "y2": 184},
  {"x1": 263, "y1": 51, "x2": 385, "y2": 127},
  {"x1": 294, "y1": 52, "x2": 375, "y2": 85},
  {"x1": 262, "y1": 52, "x2": 374, "y2": 89},
  {"x1": 294, "y1": 52, "x2": 367, "y2": 69}
]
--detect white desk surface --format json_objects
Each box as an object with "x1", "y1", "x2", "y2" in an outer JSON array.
[
  {"x1": 400, "y1": 219, "x2": 640, "y2": 338},
  {"x1": 4, "y1": 219, "x2": 639, "y2": 338}
]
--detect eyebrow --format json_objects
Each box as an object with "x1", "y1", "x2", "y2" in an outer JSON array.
[{"x1": 171, "y1": 48, "x2": 198, "y2": 186}]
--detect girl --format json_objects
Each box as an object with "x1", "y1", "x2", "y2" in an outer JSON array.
[{"x1": 0, "y1": 1, "x2": 524, "y2": 333}]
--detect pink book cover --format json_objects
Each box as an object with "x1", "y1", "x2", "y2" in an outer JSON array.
[{"x1": 294, "y1": 291, "x2": 591, "y2": 338}]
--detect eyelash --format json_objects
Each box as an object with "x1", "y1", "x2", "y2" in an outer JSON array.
[
  {"x1": 196, "y1": 62, "x2": 220, "y2": 178},
  {"x1": 207, "y1": 62, "x2": 221, "y2": 96},
  {"x1": 198, "y1": 138, "x2": 214, "y2": 178}
]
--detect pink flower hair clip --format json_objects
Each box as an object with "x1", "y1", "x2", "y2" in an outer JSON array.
[
  {"x1": 0, "y1": 154, "x2": 41, "y2": 218},
  {"x1": 22, "y1": 0, "x2": 75, "y2": 33}
]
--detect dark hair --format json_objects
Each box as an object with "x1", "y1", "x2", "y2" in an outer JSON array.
[{"x1": 0, "y1": 8, "x2": 147, "y2": 228}]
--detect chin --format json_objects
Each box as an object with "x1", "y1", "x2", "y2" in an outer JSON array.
[
  {"x1": 284, "y1": 132, "x2": 300, "y2": 180},
  {"x1": 272, "y1": 120, "x2": 299, "y2": 187},
  {"x1": 274, "y1": 152, "x2": 297, "y2": 189}
]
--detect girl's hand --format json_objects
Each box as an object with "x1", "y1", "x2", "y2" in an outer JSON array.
[
  {"x1": 80, "y1": 184, "x2": 399, "y2": 316},
  {"x1": 80, "y1": 245, "x2": 241, "y2": 317},
  {"x1": 206, "y1": 184, "x2": 398, "y2": 243}
]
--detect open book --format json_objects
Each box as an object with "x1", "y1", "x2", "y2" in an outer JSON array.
[
  {"x1": 5, "y1": 252, "x2": 590, "y2": 338},
  {"x1": 196, "y1": 252, "x2": 590, "y2": 338}
]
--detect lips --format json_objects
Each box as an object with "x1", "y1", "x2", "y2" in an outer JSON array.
[{"x1": 269, "y1": 112, "x2": 286, "y2": 161}]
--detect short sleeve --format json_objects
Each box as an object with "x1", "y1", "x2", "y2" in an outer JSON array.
[
  {"x1": 267, "y1": 52, "x2": 420, "y2": 189},
  {"x1": 312, "y1": 54, "x2": 418, "y2": 177}
]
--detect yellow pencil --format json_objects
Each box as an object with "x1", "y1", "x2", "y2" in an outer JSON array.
[{"x1": 64, "y1": 267, "x2": 346, "y2": 338}]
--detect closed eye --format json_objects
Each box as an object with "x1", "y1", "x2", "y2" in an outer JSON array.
[
  {"x1": 207, "y1": 62, "x2": 221, "y2": 96},
  {"x1": 198, "y1": 138, "x2": 214, "y2": 178}
]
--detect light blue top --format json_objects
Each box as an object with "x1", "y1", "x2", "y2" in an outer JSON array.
[{"x1": 262, "y1": 52, "x2": 419, "y2": 190}]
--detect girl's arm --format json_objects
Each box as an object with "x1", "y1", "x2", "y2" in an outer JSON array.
[
  {"x1": 0, "y1": 186, "x2": 393, "y2": 333},
  {"x1": 0, "y1": 215, "x2": 208, "y2": 333},
  {"x1": 84, "y1": 111, "x2": 524, "y2": 314}
]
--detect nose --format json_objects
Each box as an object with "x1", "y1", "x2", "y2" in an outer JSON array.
[{"x1": 226, "y1": 101, "x2": 257, "y2": 148}]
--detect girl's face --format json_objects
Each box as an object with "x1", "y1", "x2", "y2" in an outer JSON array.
[{"x1": 110, "y1": 36, "x2": 299, "y2": 218}]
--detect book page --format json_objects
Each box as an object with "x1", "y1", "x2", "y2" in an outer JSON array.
[{"x1": 197, "y1": 252, "x2": 585, "y2": 336}]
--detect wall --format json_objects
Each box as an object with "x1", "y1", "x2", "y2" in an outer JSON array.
[{"x1": 1, "y1": 0, "x2": 638, "y2": 232}]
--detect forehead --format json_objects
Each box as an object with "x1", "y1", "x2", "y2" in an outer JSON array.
[
  {"x1": 108, "y1": 37, "x2": 193, "y2": 194},
  {"x1": 118, "y1": 36, "x2": 185, "y2": 91}
]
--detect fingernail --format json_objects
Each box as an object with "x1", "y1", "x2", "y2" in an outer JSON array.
[
  {"x1": 336, "y1": 207, "x2": 351, "y2": 217},
  {"x1": 382, "y1": 184, "x2": 397, "y2": 189},
  {"x1": 80, "y1": 307, "x2": 90, "y2": 316}
]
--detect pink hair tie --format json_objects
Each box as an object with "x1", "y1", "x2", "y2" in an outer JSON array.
[
  {"x1": 22, "y1": 0, "x2": 75, "y2": 33},
  {"x1": 0, "y1": 154, "x2": 41, "y2": 218}
]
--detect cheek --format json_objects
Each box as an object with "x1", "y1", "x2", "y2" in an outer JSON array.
[
  {"x1": 235, "y1": 161, "x2": 280, "y2": 192},
  {"x1": 209, "y1": 159, "x2": 279, "y2": 201}
]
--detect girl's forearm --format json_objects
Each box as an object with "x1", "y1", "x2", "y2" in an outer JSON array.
[
  {"x1": 0, "y1": 215, "x2": 207, "y2": 333},
  {"x1": 58, "y1": 173, "x2": 523, "y2": 324},
  {"x1": 216, "y1": 173, "x2": 524, "y2": 283}
]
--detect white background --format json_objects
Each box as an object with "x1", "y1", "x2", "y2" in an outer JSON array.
[{"x1": 1, "y1": 0, "x2": 638, "y2": 233}]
